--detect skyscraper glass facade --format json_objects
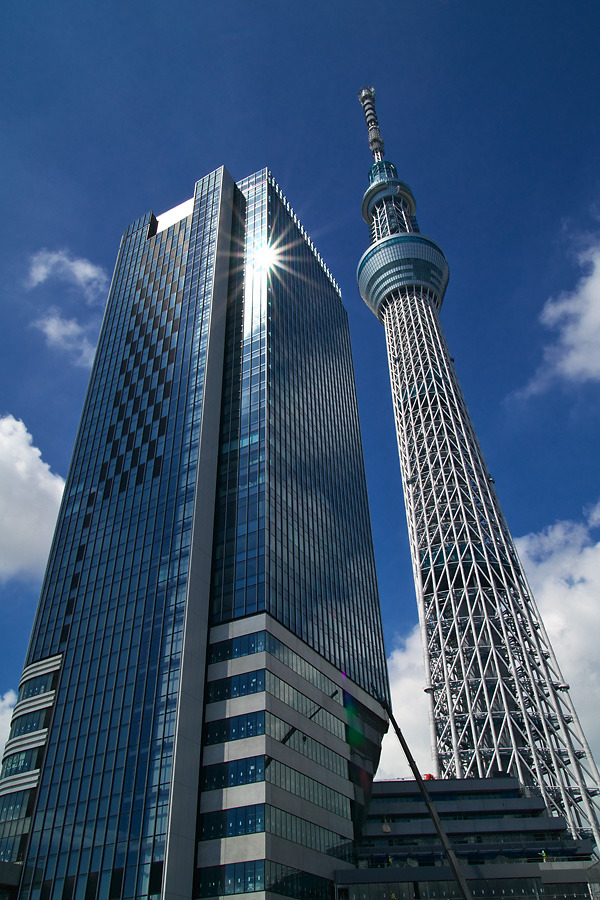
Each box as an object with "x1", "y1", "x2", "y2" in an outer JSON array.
[
  {"x1": 0, "y1": 167, "x2": 389, "y2": 900},
  {"x1": 210, "y1": 171, "x2": 387, "y2": 695}
]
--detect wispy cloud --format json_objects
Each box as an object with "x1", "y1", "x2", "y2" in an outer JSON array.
[
  {"x1": 519, "y1": 241, "x2": 600, "y2": 397},
  {"x1": 377, "y1": 504, "x2": 600, "y2": 779},
  {"x1": 0, "y1": 690, "x2": 17, "y2": 759},
  {"x1": 27, "y1": 249, "x2": 106, "y2": 366},
  {"x1": 33, "y1": 309, "x2": 96, "y2": 368},
  {"x1": 28, "y1": 249, "x2": 108, "y2": 305},
  {"x1": 587, "y1": 499, "x2": 600, "y2": 528},
  {"x1": 0, "y1": 415, "x2": 64, "y2": 580}
]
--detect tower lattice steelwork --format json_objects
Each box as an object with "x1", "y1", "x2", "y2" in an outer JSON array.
[{"x1": 356, "y1": 86, "x2": 600, "y2": 843}]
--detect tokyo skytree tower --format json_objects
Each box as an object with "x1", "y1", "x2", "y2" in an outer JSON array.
[{"x1": 356, "y1": 86, "x2": 600, "y2": 842}]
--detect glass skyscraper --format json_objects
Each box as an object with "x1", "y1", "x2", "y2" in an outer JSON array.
[{"x1": 0, "y1": 167, "x2": 389, "y2": 900}]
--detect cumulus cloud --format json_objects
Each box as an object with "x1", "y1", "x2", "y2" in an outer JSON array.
[
  {"x1": 377, "y1": 624, "x2": 433, "y2": 780},
  {"x1": 0, "y1": 416, "x2": 64, "y2": 580},
  {"x1": 33, "y1": 309, "x2": 96, "y2": 368},
  {"x1": 516, "y1": 507, "x2": 600, "y2": 766},
  {"x1": 0, "y1": 691, "x2": 17, "y2": 759},
  {"x1": 28, "y1": 249, "x2": 108, "y2": 305},
  {"x1": 521, "y1": 242, "x2": 600, "y2": 396},
  {"x1": 377, "y1": 504, "x2": 600, "y2": 780}
]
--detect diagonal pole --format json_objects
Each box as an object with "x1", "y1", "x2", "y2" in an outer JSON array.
[{"x1": 378, "y1": 695, "x2": 474, "y2": 900}]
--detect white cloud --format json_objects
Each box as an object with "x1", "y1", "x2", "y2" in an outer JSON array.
[
  {"x1": 33, "y1": 309, "x2": 96, "y2": 368},
  {"x1": 521, "y1": 243, "x2": 600, "y2": 396},
  {"x1": 586, "y1": 498, "x2": 600, "y2": 528},
  {"x1": 0, "y1": 416, "x2": 64, "y2": 580},
  {"x1": 377, "y1": 624, "x2": 433, "y2": 780},
  {"x1": 0, "y1": 691, "x2": 17, "y2": 759},
  {"x1": 516, "y1": 508, "x2": 600, "y2": 767},
  {"x1": 28, "y1": 249, "x2": 108, "y2": 305},
  {"x1": 26, "y1": 249, "x2": 105, "y2": 367},
  {"x1": 377, "y1": 505, "x2": 600, "y2": 780}
]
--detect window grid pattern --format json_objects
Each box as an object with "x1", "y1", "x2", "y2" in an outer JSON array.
[
  {"x1": 201, "y1": 171, "x2": 385, "y2": 889},
  {"x1": 205, "y1": 669, "x2": 264, "y2": 702},
  {"x1": 195, "y1": 860, "x2": 333, "y2": 900},
  {"x1": 199, "y1": 803, "x2": 350, "y2": 858},
  {"x1": 9, "y1": 165, "x2": 390, "y2": 899},
  {"x1": 8, "y1": 709, "x2": 50, "y2": 741},
  {"x1": 205, "y1": 670, "x2": 345, "y2": 741},
  {"x1": 263, "y1": 862, "x2": 334, "y2": 900},
  {"x1": 264, "y1": 714, "x2": 349, "y2": 780},
  {"x1": 264, "y1": 184, "x2": 387, "y2": 700},
  {"x1": 208, "y1": 630, "x2": 343, "y2": 706},
  {"x1": 265, "y1": 805, "x2": 351, "y2": 859},
  {"x1": 210, "y1": 172, "x2": 267, "y2": 622},
  {"x1": 209, "y1": 172, "x2": 388, "y2": 701},
  {"x1": 17, "y1": 673, "x2": 57, "y2": 704},
  {"x1": 0, "y1": 791, "x2": 32, "y2": 864},
  {"x1": 200, "y1": 803, "x2": 264, "y2": 840},
  {"x1": 341, "y1": 878, "x2": 545, "y2": 900},
  {"x1": 201, "y1": 755, "x2": 264, "y2": 790},
  {"x1": 1, "y1": 750, "x2": 40, "y2": 780},
  {"x1": 265, "y1": 757, "x2": 351, "y2": 819},
  {"x1": 17, "y1": 168, "x2": 228, "y2": 900},
  {"x1": 201, "y1": 755, "x2": 351, "y2": 819},
  {"x1": 203, "y1": 710, "x2": 349, "y2": 779},
  {"x1": 203, "y1": 710, "x2": 265, "y2": 746},
  {"x1": 196, "y1": 860, "x2": 264, "y2": 897}
]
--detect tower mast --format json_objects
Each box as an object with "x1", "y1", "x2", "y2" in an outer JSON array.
[{"x1": 357, "y1": 86, "x2": 600, "y2": 843}]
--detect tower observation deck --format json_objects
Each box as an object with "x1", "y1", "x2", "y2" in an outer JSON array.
[{"x1": 357, "y1": 86, "x2": 600, "y2": 843}]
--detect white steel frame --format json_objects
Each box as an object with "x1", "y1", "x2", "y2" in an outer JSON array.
[
  {"x1": 381, "y1": 282, "x2": 600, "y2": 843},
  {"x1": 357, "y1": 83, "x2": 600, "y2": 844}
]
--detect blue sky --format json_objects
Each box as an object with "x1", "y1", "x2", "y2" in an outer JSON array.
[{"x1": 1, "y1": 0, "x2": 600, "y2": 775}]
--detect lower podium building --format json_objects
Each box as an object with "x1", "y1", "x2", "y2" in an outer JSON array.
[
  {"x1": 335, "y1": 777, "x2": 600, "y2": 900},
  {"x1": 0, "y1": 168, "x2": 389, "y2": 900}
]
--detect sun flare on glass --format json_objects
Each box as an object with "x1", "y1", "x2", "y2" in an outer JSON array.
[{"x1": 253, "y1": 242, "x2": 279, "y2": 272}]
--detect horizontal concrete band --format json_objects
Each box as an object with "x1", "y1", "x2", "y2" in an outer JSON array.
[{"x1": 19, "y1": 654, "x2": 62, "y2": 688}]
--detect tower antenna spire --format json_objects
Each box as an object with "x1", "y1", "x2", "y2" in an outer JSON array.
[{"x1": 358, "y1": 86, "x2": 385, "y2": 162}]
